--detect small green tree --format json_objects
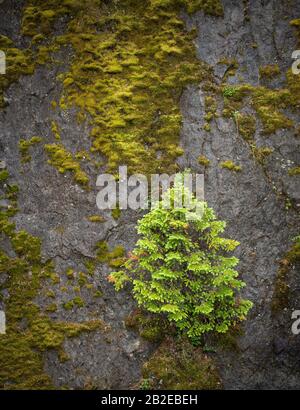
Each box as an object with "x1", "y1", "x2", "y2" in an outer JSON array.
[{"x1": 109, "y1": 179, "x2": 253, "y2": 339}]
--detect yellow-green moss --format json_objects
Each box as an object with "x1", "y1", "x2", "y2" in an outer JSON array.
[
  {"x1": 288, "y1": 166, "x2": 300, "y2": 176},
  {"x1": 142, "y1": 336, "x2": 222, "y2": 389},
  {"x1": 251, "y1": 146, "x2": 273, "y2": 165},
  {"x1": 44, "y1": 143, "x2": 89, "y2": 186},
  {"x1": 218, "y1": 58, "x2": 238, "y2": 79},
  {"x1": 222, "y1": 83, "x2": 295, "y2": 134},
  {"x1": 51, "y1": 121, "x2": 61, "y2": 141},
  {"x1": 0, "y1": 36, "x2": 35, "y2": 107},
  {"x1": 125, "y1": 309, "x2": 169, "y2": 343},
  {"x1": 0, "y1": 169, "x2": 9, "y2": 182},
  {"x1": 111, "y1": 207, "x2": 121, "y2": 220},
  {"x1": 1, "y1": 1, "x2": 224, "y2": 176},
  {"x1": 51, "y1": 0, "x2": 216, "y2": 174},
  {"x1": 290, "y1": 18, "x2": 300, "y2": 45},
  {"x1": 204, "y1": 95, "x2": 217, "y2": 123},
  {"x1": 259, "y1": 64, "x2": 280, "y2": 79},
  {"x1": 236, "y1": 113, "x2": 256, "y2": 140},
  {"x1": 220, "y1": 160, "x2": 242, "y2": 172},
  {"x1": 45, "y1": 303, "x2": 58, "y2": 313},
  {"x1": 203, "y1": 122, "x2": 211, "y2": 132},
  {"x1": 19, "y1": 136, "x2": 42, "y2": 163},
  {"x1": 87, "y1": 215, "x2": 105, "y2": 223},
  {"x1": 198, "y1": 155, "x2": 210, "y2": 167},
  {"x1": 95, "y1": 241, "x2": 125, "y2": 268}
]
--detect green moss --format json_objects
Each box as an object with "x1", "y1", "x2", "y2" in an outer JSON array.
[
  {"x1": 198, "y1": 155, "x2": 210, "y2": 167},
  {"x1": 78, "y1": 272, "x2": 87, "y2": 287},
  {"x1": 1, "y1": 0, "x2": 224, "y2": 176},
  {"x1": 271, "y1": 236, "x2": 300, "y2": 314},
  {"x1": 204, "y1": 95, "x2": 217, "y2": 123},
  {"x1": 66, "y1": 268, "x2": 74, "y2": 280},
  {"x1": 51, "y1": 121, "x2": 61, "y2": 141},
  {"x1": 259, "y1": 64, "x2": 280, "y2": 79},
  {"x1": 95, "y1": 241, "x2": 126, "y2": 268},
  {"x1": 46, "y1": 290, "x2": 55, "y2": 299},
  {"x1": 252, "y1": 146, "x2": 273, "y2": 165},
  {"x1": 0, "y1": 36, "x2": 35, "y2": 107},
  {"x1": 218, "y1": 58, "x2": 239, "y2": 79},
  {"x1": 73, "y1": 296, "x2": 85, "y2": 308},
  {"x1": 75, "y1": 150, "x2": 90, "y2": 161},
  {"x1": 19, "y1": 136, "x2": 42, "y2": 163},
  {"x1": 0, "y1": 170, "x2": 9, "y2": 182},
  {"x1": 142, "y1": 336, "x2": 222, "y2": 389},
  {"x1": 44, "y1": 143, "x2": 89, "y2": 187},
  {"x1": 223, "y1": 86, "x2": 238, "y2": 98},
  {"x1": 222, "y1": 82, "x2": 295, "y2": 134},
  {"x1": 45, "y1": 303, "x2": 57, "y2": 313},
  {"x1": 203, "y1": 123, "x2": 211, "y2": 132},
  {"x1": 93, "y1": 290, "x2": 103, "y2": 298},
  {"x1": 52, "y1": 0, "x2": 216, "y2": 174},
  {"x1": 288, "y1": 166, "x2": 300, "y2": 176},
  {"x1": 125, "y1": 309, "x2": 168, "y2": 343},
  {"x1": 220, "y1": 160, "x2": 242, "y2": 172},
  {"x1": 88, "y1": 215, "x2": 105, "y2": 223},
  {"x1": 112, "y1": 207, "x2": 121, "y2": 220},
  {"x1": 84, "y1": 259, "x2": 96, "y2": 276},
  {"x1": 236, "y1": 113, "x2": 256, "y2": 140},
  {"x1": 290, "y1": 18, "x2": 300, "y2": 46},
  {"x1": 213, "y1": 325, "x2": 243, "y2": 352}
]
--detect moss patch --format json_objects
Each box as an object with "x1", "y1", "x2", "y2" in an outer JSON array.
[
  {"x1": 19, "y1": 136, "x2": 42, "y2": 163},
  {"x1": 259, "y1": 64, "x2": 280, "y2": 79},
  {"x1": 95, "y1": 241, "x2": 126, "y2": 268},
  {"x1": 0, "y1": 173, "x2": 103, "y2": 389},
  {"x1": 125, "y1": 309, "x2": 169, "y2": 343},
  {"x1": 50, "y1": 0, "x2": 216, "y2": 174},
  {"x1": 44, "y1": 143, "x2": 89, "y2": 187},
  {"x1": 236, "y1": 113, "x2": 256, "y2": 141},
  {"x1": 198, "y1": 155, "x2": 210, "y2": 167},
  {"x1": 142, "y1": 336, "x2": 222, "y2": 389},
  {"x1": 288, "y1": 166, "x2": 300, "y2": 176},
  {"x1": 222, "y1": 82, "x2": 296, "y2": 135},
  {"x1": 220, "y1": 160, "x2": 242, "y2": 172},
  {"x1": 87, "y1": 215, "x2": 105, "y2": 223}
]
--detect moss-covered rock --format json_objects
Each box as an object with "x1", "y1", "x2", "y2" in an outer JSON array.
[{"x1": 142, "y1": 336, "x2": 222, "y2": 389}]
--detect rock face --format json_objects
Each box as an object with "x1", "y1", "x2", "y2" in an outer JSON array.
[{"x1": 0, "y1": 0, "x2": 299, "y2": 389}]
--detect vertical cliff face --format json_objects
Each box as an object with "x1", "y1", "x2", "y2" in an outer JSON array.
[{"x1": 0, "y1": 0, "x2": 299, "y2": 389}]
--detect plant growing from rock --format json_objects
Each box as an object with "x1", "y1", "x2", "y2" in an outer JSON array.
[{"x1": 109, "y1": 178, "x2": 253, "y2": 339}]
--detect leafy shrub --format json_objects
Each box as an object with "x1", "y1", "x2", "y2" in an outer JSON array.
[{"x1": 109, "y1": 179, "x2": 252, "y2": 339}]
